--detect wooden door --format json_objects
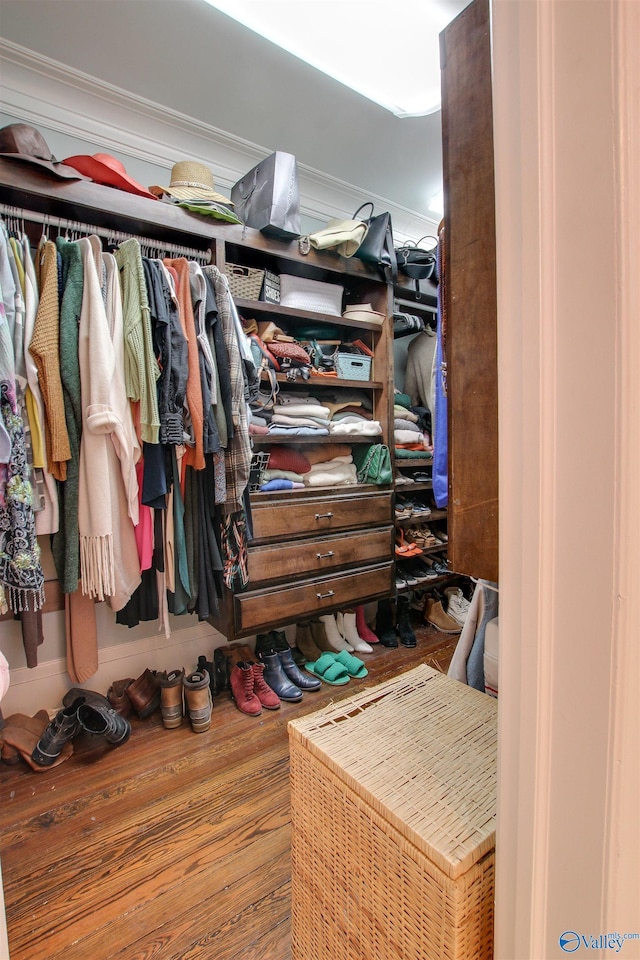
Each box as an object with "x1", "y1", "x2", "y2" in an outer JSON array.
[{"x1": 440, "y1": 0, "x2": 499, "y2": 582}]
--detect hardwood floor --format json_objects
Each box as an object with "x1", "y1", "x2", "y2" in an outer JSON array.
[{"x1": 0, "y1": 624, "x2": 457, "y2": 960}]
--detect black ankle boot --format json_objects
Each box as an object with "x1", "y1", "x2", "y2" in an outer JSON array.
[
  {"x1": 77, "y1": 696, "x2": 131, "y2": 746},
  {"x1": 375, "y1": 599, "x2": 398, "y2": 648},
  {"x1": 197, "y1": 655, "x2": 215, "y2": 696},
  {"x1": 258, "y1": 651, "x2": 303, "y2": 702},
  {"x1": 213, "y1": 647, "x2": 230, "y2": 694},
  {"x1": 31, "y1": 698, "x2": 84, "y2": 766},
  {"x1": 396, "y1": 595, "x2": 417, "y2": 647}
]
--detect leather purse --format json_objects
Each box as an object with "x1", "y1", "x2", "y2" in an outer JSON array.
[
  {"x1": 351, "y1": 202, "x2": 397, "y2": 283},
  {"x1": 396, "y1": 236, "x2": 438, "y2": 281},
  {"x1": 303, "y1": 217, "x2": 369, "y2": 257},
  {"x1": 351, "y1": 443, "x2": 393, "y2": 485}
]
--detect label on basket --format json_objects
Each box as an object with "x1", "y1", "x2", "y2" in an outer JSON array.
[{"x1": 262, "y1": 270, "x2": 281, "y2": 304}]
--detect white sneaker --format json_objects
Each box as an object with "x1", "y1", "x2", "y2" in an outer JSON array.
[{"x1": 444, "y1": 587, "x2": 470, "y2": 626}]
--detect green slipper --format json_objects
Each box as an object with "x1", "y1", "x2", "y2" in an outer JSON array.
[
  {"x1": 333, "y1": 649, "x2": 368, "y2": 679},
  {"x1": 305, "y1": 653, "x2": 350, "y2": 685}
]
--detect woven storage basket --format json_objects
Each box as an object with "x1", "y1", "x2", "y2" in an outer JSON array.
[
  {"x1": 225, "y1": 262, "x2": 265, "y2": 300},
  {"x1": 288, "y1": 664, "x2": 497, "y2": 960},
  {"x1": 279, "y1": 274, "x2": 344, "y2": 316},
  {"x1": 335, "y1": 352, "x2": 372, "y2": 380}
]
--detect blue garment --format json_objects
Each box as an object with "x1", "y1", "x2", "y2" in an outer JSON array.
[{"x1": 433, "y1": 237, "x2": 448, "y2": 508}]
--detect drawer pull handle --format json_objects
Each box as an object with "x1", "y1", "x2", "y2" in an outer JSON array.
[
  {"x1": 316, "y1": 590, "x2": 335, "y2": 599},
  {"x1": 316, "y1": 551, "x2": 335, "y2": 559},
  {"x1": 314, "y1": 512, "x2": 334, "y2": 520}
]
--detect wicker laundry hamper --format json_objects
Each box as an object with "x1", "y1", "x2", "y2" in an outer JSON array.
[{"x1": 288, "y1": 664, "x2": 497, "y2": 960}]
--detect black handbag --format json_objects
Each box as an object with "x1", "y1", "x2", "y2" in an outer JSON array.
[
  {"x1": 231, "y1": 151, "x2": 301, "y2": 240},
  {"x1": 351, "y1": 202, "x2": 397, "y2": 283},
  {"x1": 396, "y1": 236, "x2": 438, "y2": 281}
]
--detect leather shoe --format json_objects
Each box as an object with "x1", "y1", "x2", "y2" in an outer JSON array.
[
  {"x1": 125, "y1": 668, "x2": 160, "y2": 718},
  {"x1": 31, "y1": 698, "x2": 83, "y2": 766},
  {"x1": 278, "y1": 647, "x2": 321, "y2": 691},
  {"x1": 258, "y1": 651, "x2": 303, "y2": 702}
]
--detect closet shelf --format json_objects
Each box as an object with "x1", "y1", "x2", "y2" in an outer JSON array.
[
  {"x1": 234, "y1": 297, "x2": 386, "y2": 333},
  {"x1": 273, "y1": 372, "x2": 384, "y2": 390}
]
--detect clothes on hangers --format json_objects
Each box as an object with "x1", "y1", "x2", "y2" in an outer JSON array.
[{"x1": 0, "y1": 209, "x2": 253, "y2": 671}]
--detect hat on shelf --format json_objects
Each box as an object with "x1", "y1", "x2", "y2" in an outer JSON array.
[
  {"x1": 0, "y1": 123, "x2": 90, "y2": 181},
  {"x1": 62, "y1": 152, "x2": 158, "y2": 200},
  {"x1": 149, "y1": 160, "x2": 232, "y2": 204},
  {"x1": 342, "y1": 303, "x2": 386, "y2": 325}
]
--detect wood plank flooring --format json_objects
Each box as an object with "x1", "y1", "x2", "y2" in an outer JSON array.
[{"x1": 0, "y1": 625, "x2": 457, "y2": 960}]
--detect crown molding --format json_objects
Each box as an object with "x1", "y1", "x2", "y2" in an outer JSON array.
[{"x1": 0, "y1": 38, "x2": 438, "y2": 243}]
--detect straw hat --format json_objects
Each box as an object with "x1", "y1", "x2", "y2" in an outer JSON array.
[
  {"x1": 62, "y1": 153, "x2": 158, "y2": 199},
  {"x1": 149, "y1": 161, "x2": 232, "y2": 204},
  {"x1": 342, "y1": 303, "x2": 386, "y2": 325}
]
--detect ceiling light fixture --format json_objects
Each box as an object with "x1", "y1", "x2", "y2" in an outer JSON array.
[{"x1": 203, "y1": 0, "x2": 453, "y2": 118}]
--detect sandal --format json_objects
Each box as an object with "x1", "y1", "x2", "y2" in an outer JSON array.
[
  {"x1": 333, "y1": 650, "x2": 368, "y2": 679},
  {"x1": 395, "y1": 529, "x2": 422, "y2": 557},
  {"x1": 305, "y1": 653, "x2": 350, "y2": 685}
]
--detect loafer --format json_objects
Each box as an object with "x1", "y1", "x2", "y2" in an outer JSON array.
[{"x1": 31, "y1": 698, "x2": 84, "y2": 766}]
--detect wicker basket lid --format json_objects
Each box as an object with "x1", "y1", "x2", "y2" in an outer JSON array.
[{"x1": 288, "y1": 664, "x2": 497, "y2": 880}]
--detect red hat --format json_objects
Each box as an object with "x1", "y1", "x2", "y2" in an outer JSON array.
[{"x1": 62, "y1": 153, "x2": 158, "y2": 200}]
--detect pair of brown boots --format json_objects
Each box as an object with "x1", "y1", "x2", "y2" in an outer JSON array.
[{"x1": 156, "y1": 669, "x2": 213, "y2": 733}]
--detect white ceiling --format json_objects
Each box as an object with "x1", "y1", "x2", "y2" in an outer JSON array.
[{"x1": 0, "y1": 0, "x2": 471, "y2": 226}]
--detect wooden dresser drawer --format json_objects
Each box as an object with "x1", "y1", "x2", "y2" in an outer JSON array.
[
  {"x1": 250, "y1": 489, "x2": 393, "y2": 542},
  {"x1": 234, "y1": 562, "x2": 394, "y2": 635},
  {"x1": 247, "y1": 526, "x2": 393, "y2": 585}
]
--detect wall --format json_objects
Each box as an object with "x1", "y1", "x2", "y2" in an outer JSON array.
[{"x1": 492, "y1": 0, "x2": 640, "y2": 956}]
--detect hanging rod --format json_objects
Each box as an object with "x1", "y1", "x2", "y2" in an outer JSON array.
[{"x1": 0, "y1": 202, "x2": 212, "y2": 264}]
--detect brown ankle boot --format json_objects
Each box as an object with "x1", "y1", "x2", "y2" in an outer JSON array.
[
  {"x1": 125, "y1": 668, "x2": 160, "y2": 718},
  {"x1": 183, "y1": 670, "x2": 212, "y2": 733},
  {"x1": 157, "y1": 669, "x2": 184, "y2": 729}
]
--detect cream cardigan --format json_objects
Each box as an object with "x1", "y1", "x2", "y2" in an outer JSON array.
[{"x1": 77, "y1": 238, "x2": 141, "y2": 609}]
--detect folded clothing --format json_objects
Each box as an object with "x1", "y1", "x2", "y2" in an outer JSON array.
[
  {"x1": 395, "y1": 448, "x2": 434, "y2": 459},
  {"x1": 272, "y1": 403, "x2": 330, "y2": 418},
  {"x1": 304, "y1": 442, "x2": 352, "y2": 464},
  {"x1": 267, "y1": 425, "x2": 329, "y2": 437},
  {"x1": 262, "y1": 468, "x2": 305, "y2": 483},
  {"x1": 330, "y1": 418, "x2": 382, "y2": 436},
  {"x1": 267, "y1": 446, "x2": 311, "y2": 474},
  {"x1": 303, "y1": 461, "x2": 358, "y2": 486},
  {"x1": 394, "y1": 418, "x2": 421, "y2": 433},
  {"x1": 249, "y1": 423, "x2": 270, "y2": 436},
  {"x1": 272, "y1": 414, "x2": 331, "y2": 429},
  {"x1": 260, "y1": 479, "x2": 306, "y2": 491},
  {"x1": 395, "y1": 429, "x2": 428, "y2": 445},
  {"x1": 394, "y1": 405, "x2": 419, "y2": 422}
]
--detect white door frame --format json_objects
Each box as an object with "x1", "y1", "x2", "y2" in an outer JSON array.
[{"x1": 492, "y1": 0, "x2": 640, "y2": 956}]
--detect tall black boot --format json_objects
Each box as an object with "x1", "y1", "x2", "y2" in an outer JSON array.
[
  {"x1": 375, "y1": 599, "x2": 398, "y2": 648},
  {"x1": 396, "y1": 594, "x2": 417, "y2": 647}
]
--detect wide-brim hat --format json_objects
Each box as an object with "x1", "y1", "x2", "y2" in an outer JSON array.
[
  {"x1": 0, "y1": 123, "x2": 89, "y2": 181},
  {"x1": 149, "y1": 160, "x2": 232, "y2": 204},
  {"x1": 342, "y1": 303, "x2": 386, "y2": 325},
  {"x1": 62, "y1": 153, "x2": 158, "y2": 200}
]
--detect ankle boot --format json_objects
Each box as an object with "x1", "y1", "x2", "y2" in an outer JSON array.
[
  {"x1": 31, "y1": 698, "x2": 83, "y2": 766},
  {"x1": 269, "y1": 630, "x2": 291, "y2": 653},
  {"x1": 424, "y1": 597, "x2": 462, "y2": 634},
  {"x1": 258, "y1": 651, "x2": 302, "y2": 702},
  {"x1": 213, "y1": 648, "x2": 230, "y2": 694},
  {"x1": 229, "y1": 662, "x2": 262, "y2": 716},
  {"x1": 183, "y1": 670, "x2": 213, "y2": 733},
  {"x1": 319, "y1": 613, "x2": 353, "y2": 652},
  {"x1": 251, "y1": 660, "x2": 282, "y2": 709},
  {"x1": 395, "y1": 595, "x2": 417, "y2": 647},
  {"x1": 354, "y1": 604, "x2": 379, "y2": 644},
  {"x1": 197, "y1": 656, "x2": 215, "y2": 696},
  {"x1": 338, "y1": 609, "x2": 373, "y2": 654},
  {"x1": 107, "y1": 678, "x2": 134, "y2": 718},
  {"x1": 278, "y1": 647, "x2": 321, "y2": 691},
  {"x1": 77, "y1": 696, "x2": 131, "y2": 746},
  {"x1": 254, "y1": 633, "x2": 276, "y2": 659},
  {"x1": 125, "y1": 668, "x2": 160, "y2": 719},
  {"x1": 157, "y1": 668, "x2": 185, "y2": 729},
  {"x1": 375, "y1": 599, "x2": 398, "y2": 648},
  {"x1": 295, "y1": 622, "x2": 323, "y2": 662}
]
